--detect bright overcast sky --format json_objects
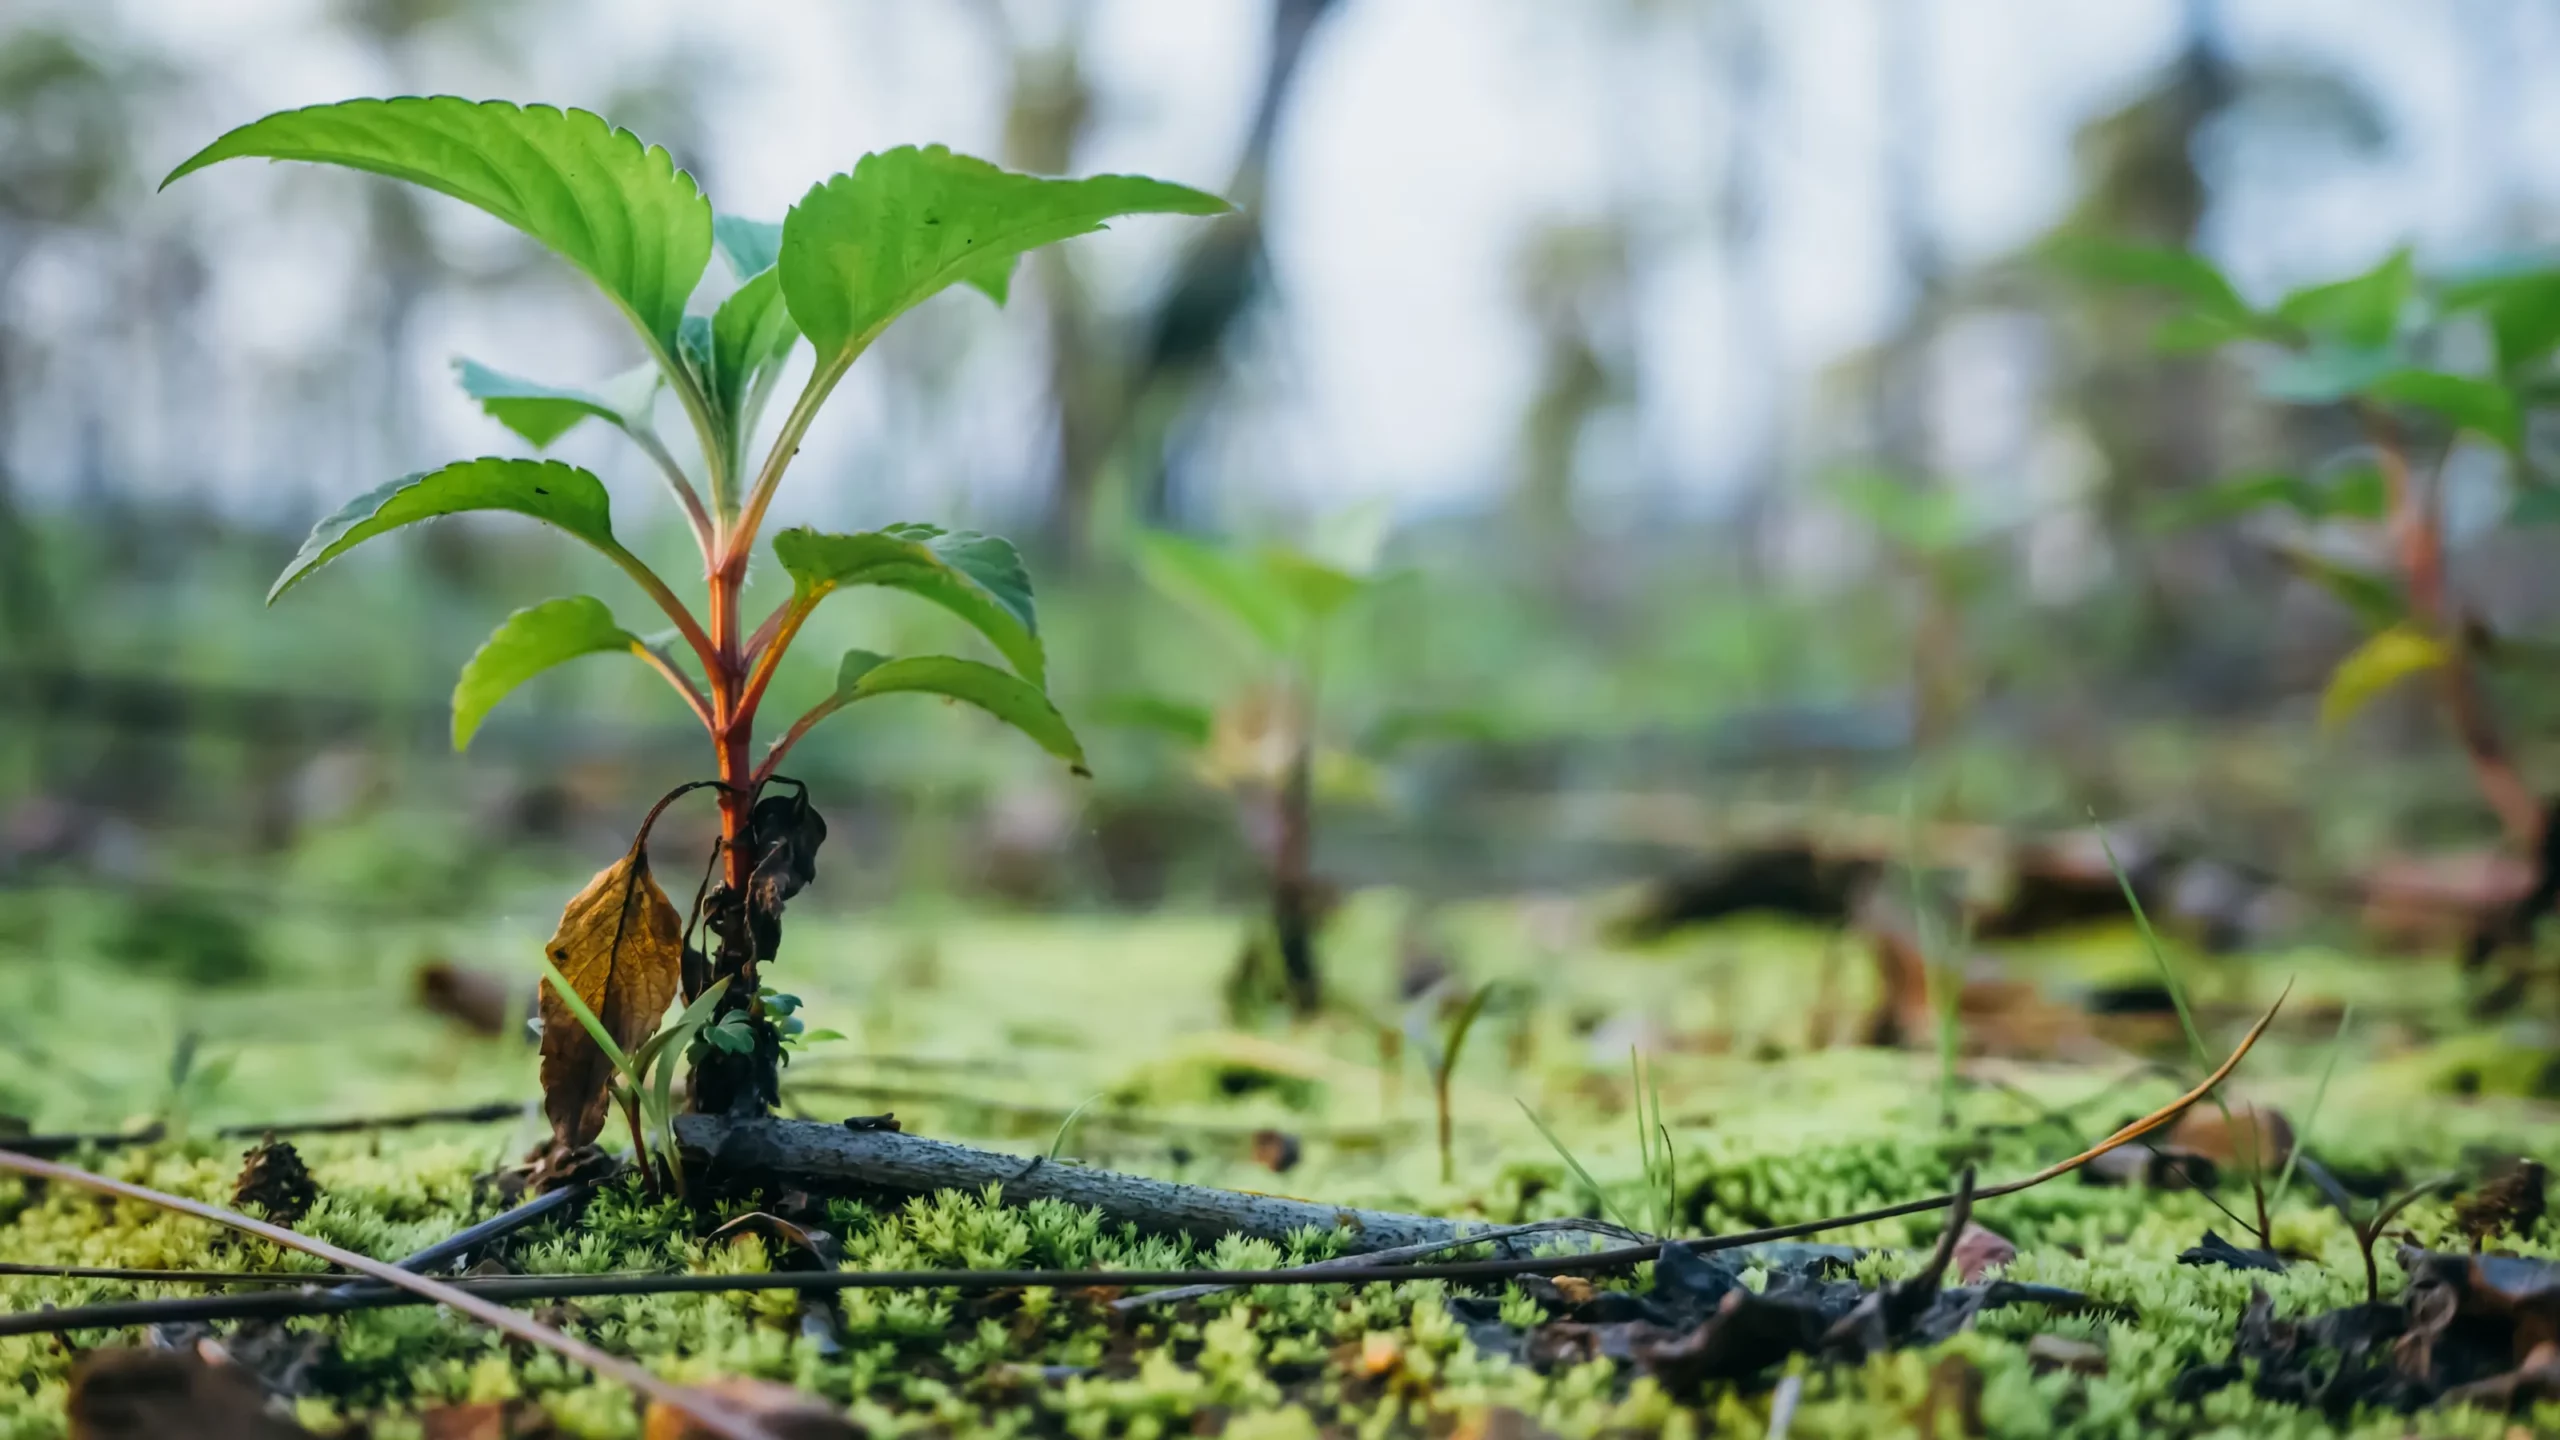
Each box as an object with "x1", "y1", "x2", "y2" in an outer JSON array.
[{"x1": 16, "y1": 0, "x2": 2560, "y2": 528}]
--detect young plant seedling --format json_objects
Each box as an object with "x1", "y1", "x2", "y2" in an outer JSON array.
[
  {"x1": 1408, "y1": 980, "x2": 1501, "y2": 1185},
  {"x1": 2055, "y1": 242, "x2": 2559, "y2": 889},
  {"x1": 2296, "y1": 1154, "x2": 2455, "y2": 1305},
  {"x1": 1117, "y1": 521, "x2": 1386, "y2": 1018},
  {"x1": 537, "y1": 961, "x2": 727, "y2": 1196},
  {"x1": 166, "y1": 98, "x2": 1228, "y2": 1146}
]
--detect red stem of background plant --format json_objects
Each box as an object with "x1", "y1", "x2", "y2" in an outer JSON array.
[
  {"x1": 707, "y1": 551, "x2": 757, "y2": 904},
  {"x1": 2363, "y1": 405, "x2": 2542, "y2": 851}
]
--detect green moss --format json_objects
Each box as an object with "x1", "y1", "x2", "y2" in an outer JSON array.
[{"x1": 2, "y1": 901, "x2": 2556, "y2": 1436}]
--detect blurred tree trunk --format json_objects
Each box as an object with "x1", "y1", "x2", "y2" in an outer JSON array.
[
  {"x1": 989, "y1": 0, "x2": 1339, "y2": 560},
  {"x1": 2054, "y1": 0, "x2": 2235, "y2": 674}
]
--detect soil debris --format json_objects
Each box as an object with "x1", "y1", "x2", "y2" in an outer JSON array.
[
  {"x1": 2175, "y1": 1249, "x2": 2560, "y2": 1416},
  {"x1": 2452, "y1": 1158, "x2": 2547, "y2": 1251},
  {"x1": 2178, "y1": 1229, "x2": 2285, "y2": 1273},
  {"x1": 643, "y1": 1376, "x2": 857, "y2": 1439},
  {"x1": 231, "y1": 1136, "x2": 318, "y2": 1228}
]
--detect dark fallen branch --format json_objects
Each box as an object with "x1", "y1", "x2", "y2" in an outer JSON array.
[
  {"x1": 10, "y1": 1100, "x2": 526, "y2": 1159},
  {"x1": 3, "y1": 1001, "x2": 2281, "y2": 1341},
  {"x1": 687, "y1": 986, "x2": 2280, "y2": 1250},
  {"x1": 387, "y1": 1181, "x2": 589, "y2": 1276},
  {"x1": 1108, "y1": 1217, "x2": 1651, "y2": 1311},
  {"x1": 0, "y1": 1264, "x2": 341, "y2": 1285},
  {"x1": 676, "y1": 1114, "x2": 1480, "y2": 1250}
]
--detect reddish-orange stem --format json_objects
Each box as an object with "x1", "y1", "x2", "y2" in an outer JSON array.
[{"x1": 2364, "y1": 405, "x2": 2542, "y2": 850}]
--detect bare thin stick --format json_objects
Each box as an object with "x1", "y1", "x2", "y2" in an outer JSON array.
[
  {"x1": 0, "y1": 1148, "x2": 775, "y2": 1440},
  {"x1": 1110, "y1": 1217, "x2": 1647, "y2": 1312}
]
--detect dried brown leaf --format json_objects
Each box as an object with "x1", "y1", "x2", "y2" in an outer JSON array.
[
  {"x1": 643, "y1": 1378, "x2": 856, "y2": 1440},
  {"x1": 1951, "y1": 1223, "x2": 2015, "y2": 1284},
  {"x1": 539, "y1": 846, "x2": 684, "y2": 1148},
  {"x1": 68, "y1": 1349, "x2": 315, "y2": 1440},
  {"x1": 417, "y1": 959, "x2": 523, "y2": 1038}
]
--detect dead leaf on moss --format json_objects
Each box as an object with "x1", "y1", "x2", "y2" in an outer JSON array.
[
  {"x1": 2166, "y1": 1102, "x2": 2293, "y2": 1169},
  {"x1": 642, "y1": 1377, "x2": 857, "y2": 1440},
  {"x1": 539, "y1": 846, "x2": 684, "y2": 1148},
  {"x1": 420, "y1": 1400, "x2": 561, "y2": 1440},
  {"x1": 68, "y1": 1348, "x2": 314, "y2": 1439},
  {"x1": 1951, "y1": 1222, "x2": 2015, "y2": 1283}
]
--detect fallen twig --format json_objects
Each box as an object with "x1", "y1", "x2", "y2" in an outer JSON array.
[
  {"x1": 1108, "y1": 1217, "x2": 1648, "y2": 1311},
  {"x1": 389, "y1": 1179, "x2": 589, "y2": 1276},
  {"x1": 676, "y1": 1114, "x2": 1479, "y2": 1250},
  {"x1": 2, "y1": 994, "x2": 2283, "y2": 1339},
  {"x1": 0, "y1": 1149, "x2": 772, "y2": 1440}
]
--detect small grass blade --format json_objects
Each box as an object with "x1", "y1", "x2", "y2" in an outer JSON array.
[
  {"x1": 1047, "y1": 1093, "x2": 1106, "y2": 1161},
  {"x1": 2271, "y1": 1003, "x2": 2351, "y2": 1209},
  {"x1": 537, "y1": 953, "x2": 634, "y2": 1078},
  {"x1": 1517, "y1": 1099, "x2": 1637, "y2": 1233}
]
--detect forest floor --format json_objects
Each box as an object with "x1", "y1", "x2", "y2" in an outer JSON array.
[{"x1": 1, "y1": 883, "x2": 2557, "y2": 1438}]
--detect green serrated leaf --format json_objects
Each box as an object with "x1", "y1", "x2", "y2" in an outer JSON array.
[
  {"x1": 166, "y1": 98, "x2": 711, "y2": 356},
  {"x1": 779, "y1": 145, "x2": 1227, "y2": 381},
  {"x1": 772, "y1": 525, "x2": 1044, "y2": 685},
  {"x1": 270, "y1": 458, "x2": 620, "y2": 604},
  {"x1": 2322, "y1": 463, "x2": 2390, "y2": 521},
  {"x1": 451, "y1": 596, "x2": 643, "y2": 750},
  {"x1": 793, "y1": 650, "x2": 1088, "y2": 775},
  {"x1": 2441, "y1": 269, "x2": 2560, "y2": 374},
  {"x1": 1259, "y1": 548, "x2": 1366, "y2": 622},
  {"x1": 2150, "y1": 310, "x2": 2257, "y2": 354},
  {"x1": 1089, "y1": 693, "x2": 1216, "y2": 746},
  {"x1": 2365, "y1": 370, "x2": 2523, "y2": 450},
  {"x1": 2146, "y1": 472, "x2": 2318, "y2": 531},
  {"x1": 2508, "y1": 486, "x2": 2560, "y2": 526},
  {"x1": 2320, "y1": 624, "x2": 2446, "y2": 731},
  {"x1": 2274, "y1": 247, "x2": 2411, "y2": 350},
  {"x1": 2273, "y1": 546, "x2": 2405, "y2": 630},
  {"x1": 1131, "y1": 529, "x2": 1296, "y2": 655},
  {"x1": 2044, "y1": 237, "x2": 2257, "y2": 324},
  {"x1": 708, "y1": 264, "x2": 800, "y2": 456},
  {"x1": 713, "y1": 214, "x2": 784, "y2": 278},
  {"x1": 2257, "y1": 346, "x2": 2403, "y2": 404},
  {"x1": 453, "y1": 359, "x2": 658, "y2": 449}
]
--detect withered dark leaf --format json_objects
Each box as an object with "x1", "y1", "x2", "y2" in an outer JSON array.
[
  {"x1": 2179, "y1": 1229, "x2": 2285, "y2": 1274},
  {"x1": 2454, "y1": 1158, "x2": 2548, "y2": 1250},
  {"x1": 231, "y1": 1136, "x2": 318, "y2": 1228},
  {"x1": 706, "y1": 1211, "x2": 841, "y2": 1270},
  {"x1": 641, "y1": 1377, "x2": 856, "y2": 1440},
  {"x1": 538, "y1": 847, "x2": 684, "y2": 1148},
  {"x1": 1951, "y1": 1222, "x2": 2015, "y2": 1283},
  {"x1": 1250, "y1": 1127, "x2": 1302, "y2": 1173},
  {"x1": 745, "y1": 789, "x2": 827, "y2": 960}
]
